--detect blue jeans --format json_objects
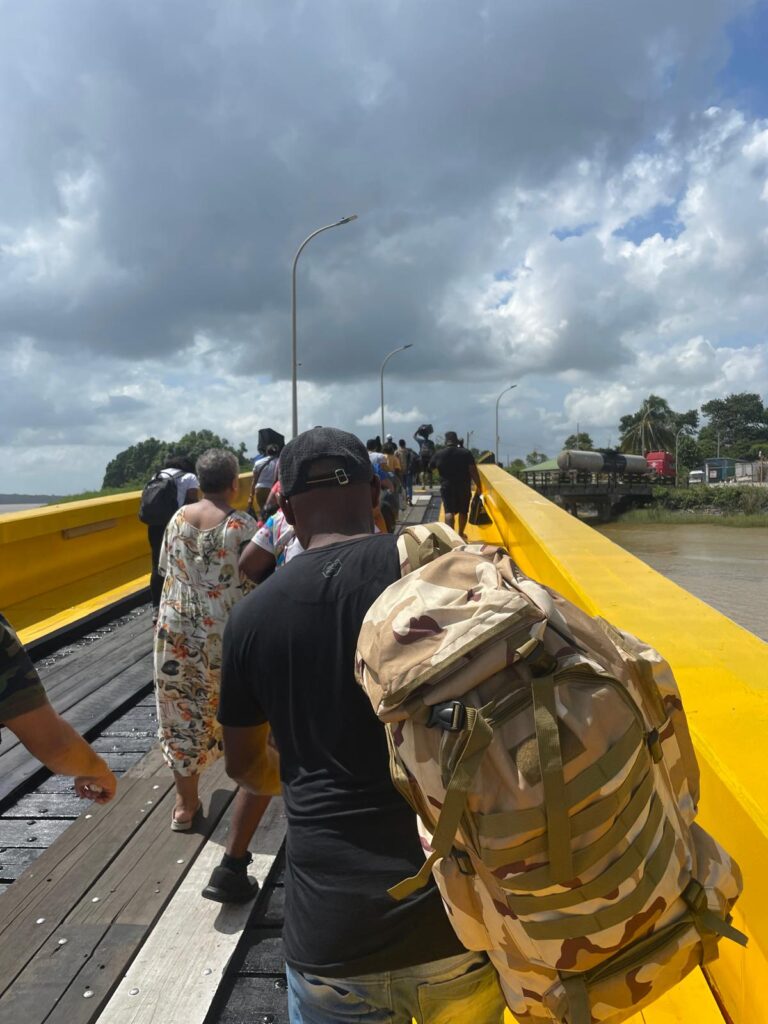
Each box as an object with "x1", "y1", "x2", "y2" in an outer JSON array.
[
  {"x1": 404, "y1": 472, "x2": 414, "y2": 502},
  {"x1": 286, "y1": 951, "x2": 506, "y2": 1023}
]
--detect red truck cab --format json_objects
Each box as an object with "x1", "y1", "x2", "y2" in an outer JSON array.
[{"x1": 645, "y1": 450, "x2": 675, "y2": 481}]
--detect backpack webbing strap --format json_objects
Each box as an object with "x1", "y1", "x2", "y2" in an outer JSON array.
[
  {"x1": 525, "y1": 821, "x2": 675, "y2": 940},
  {"x1": 477, "y1": 741, "x2": 648, "y2": 841},
  {"x1": 560, "y1": 975, "x2": 590, "y2": 1024},
  {"x1": 683, "y1": 880, "x2": 749, "y2": 947},
  {"x1": 532, "y1": 675, "x2": 574, "y2": 884},
  {"x1": 504, "y1": 790, "x2": 663, "y2": 913},
  {"x1": 481, "y1": 765, "x2": 654, "y2": 873},
  {"x1": 388, "y1": 706, "x2": 493, "y2": 901},
  {"x1": 473, "y1": 723, "x2": 644, "y2": 842}
]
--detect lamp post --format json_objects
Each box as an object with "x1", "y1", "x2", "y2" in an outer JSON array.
[
  {"x1": 291, "y1": 214, "x2": 358, "y2": 438},
  {"x1": 495, "y1": 384, "x2": 517, "y2": 465},
  {"x1": 380, "y1": 344, "x2": 414, "y2": 442},
  {"x1": 674, "y1": 427, "x2": 687, "y2": 487}
]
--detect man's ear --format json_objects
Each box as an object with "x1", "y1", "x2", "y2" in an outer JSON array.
[
  {"x1": 370, "y1": 475, "x2": 381, "y2": 508},
  {"x1": 279, "y1": 493, "x2": 296, "y2": 526}
]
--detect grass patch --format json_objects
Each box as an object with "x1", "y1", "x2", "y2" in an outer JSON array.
[{"x1": 615, "y1": 507, "x2": 768, "y2": 527}]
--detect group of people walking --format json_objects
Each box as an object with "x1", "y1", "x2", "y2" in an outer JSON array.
[
  {"x1": 0, "y1": 425, "x2": 495, "y2": 1024},
  {"x1": 142, "y1": 425, "x2": 498, "y2": 1021}
]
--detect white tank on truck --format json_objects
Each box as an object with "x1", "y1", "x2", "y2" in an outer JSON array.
[{"x1": 556, "y1": 450, "x2": 650, "y2": 474}]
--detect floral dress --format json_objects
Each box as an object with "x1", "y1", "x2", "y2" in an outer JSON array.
[{"x1": 154, "y1": 508, "x2": 255, "y2": 776}]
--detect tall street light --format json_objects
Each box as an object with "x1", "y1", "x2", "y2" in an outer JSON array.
[
  {"x1": 291, "y1": 214, "x2": 358, "y2": 438},
  {"x1": 495, "y1": 384, "x2": 517, "y2": 465},
  {"x1": 380, "y1": 344, "x2": 414, "y2": 442}
]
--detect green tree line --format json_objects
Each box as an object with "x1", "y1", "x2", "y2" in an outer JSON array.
[
  {"x1": 506, "y1": 392, "x2": 768, "y2": 476},
  {"x1": 102, "y1": 430, "x2": 251, "y2": 489},
  {"x1": 616, "y1": 392, "x2": 768, "y2": 471}
]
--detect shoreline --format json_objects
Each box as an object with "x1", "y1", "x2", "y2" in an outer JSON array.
[{"x1": 610, "y1": 508, "x2": 768, "y2": 527}]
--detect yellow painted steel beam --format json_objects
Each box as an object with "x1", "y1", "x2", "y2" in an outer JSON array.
[
  {"x1": 1, "y1": 475, "x2": 254, "y2": 644},
  {"x1": 476, "y1": 466, "x2": 767, "y2": 1023}
]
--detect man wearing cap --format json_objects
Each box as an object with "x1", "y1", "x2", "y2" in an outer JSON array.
[
  {"x1": 429, "y1": 431, "x2": 482, "y2": 537},
  {"x1": 218, "y1": 428, "x2": 505, "y2": 1023}
]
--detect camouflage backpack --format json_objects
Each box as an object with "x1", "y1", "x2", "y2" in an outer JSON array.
[{"x1": 355, "y1": 525, "x2": 746, "y2": 1024}]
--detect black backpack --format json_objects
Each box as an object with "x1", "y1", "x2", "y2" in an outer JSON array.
[{"x1": 138, "y1": 470, "x2": 182, "y2": 526}]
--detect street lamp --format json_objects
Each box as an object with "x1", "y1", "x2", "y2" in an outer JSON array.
[
  {"x1": 495, "y1": 384, "x2": 517, "y2": 465},
  {"x1": 291, "y1": 214, "x2": 358, "y2": 438},
  {"x1": 380, "y1": 344, "x2": 414, "y2": 442}
]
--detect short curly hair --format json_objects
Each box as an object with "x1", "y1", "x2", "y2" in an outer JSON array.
[{"x1": 195, "y1": 448, "x2": 239, "y2": 494}]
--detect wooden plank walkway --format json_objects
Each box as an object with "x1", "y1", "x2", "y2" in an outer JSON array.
[
  {"x1": 0, "y1": 607, "x2": 154, "y2": 809},
  {"x1": 100, "y1": 798, "x2": 285, "y2": 1024},
  {"x1": 0, "y1": 751, "x2": 242, "y2": 1022}
]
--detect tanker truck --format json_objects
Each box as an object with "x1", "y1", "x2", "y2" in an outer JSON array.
[{"x1": 556, "y1": 450, "x2": 650, "y2": 475}]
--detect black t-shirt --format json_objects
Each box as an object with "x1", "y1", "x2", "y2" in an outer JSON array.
[
  {"x1": 429, "y1": 445, "x2": 476, "y2": 486},
  {"x1": 219, "y1": 533, "x2": 463, "y2": 977}
]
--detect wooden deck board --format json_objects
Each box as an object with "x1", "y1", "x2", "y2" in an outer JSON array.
[
  {"x1": 0, "y1": 607, "x2": 151, "y2": 769},
  {"x1": 4, "y1": 792, "x2": 95, "y2": 818},
  {"x1": 0, "y1": 656, "x2": 154, "y2": 807},
  {"x1": 97, "y1": 798, "x2": 285, "y2": 1024},
  {"x1": 0, "y1": 756, "x2": 237, "y2": 1024},
  {"x1": 0, "y1": 749, "x2": 170, "y2": 993},
  {"x1": 35, "y1": 610, "x2": 152, "y2": 696}
]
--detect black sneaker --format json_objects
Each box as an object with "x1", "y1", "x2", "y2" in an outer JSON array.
[{"x1": 201, "y1": 853, "x2": 259, "y2": 904}]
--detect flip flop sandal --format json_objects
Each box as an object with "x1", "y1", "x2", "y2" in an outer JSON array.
[{"x1": 171, "y1": 802, "x2": 202, "y2": 831}]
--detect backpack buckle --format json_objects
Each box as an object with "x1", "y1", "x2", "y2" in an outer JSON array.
[
  {"x1": 647, "y1": 729, "x2": 663, "y2": 763},
  {"x1": 452, "y1": 848, "x2": 475, "y2": 875},
  {"x1": 427, "y1": 701, "x2": 467, "y2": 731}
]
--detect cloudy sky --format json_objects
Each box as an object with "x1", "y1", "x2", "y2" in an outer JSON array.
[{"x1": 2, "y1": 0, "x2": 767, "y2": 493}]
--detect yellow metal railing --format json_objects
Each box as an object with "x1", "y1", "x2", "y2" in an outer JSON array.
[
  {"x1": 477, "y1": 465, "x2": 768, "y2": 1022},
  {"x1": 1, "y1": 475, "x2": 253, "y2": 644}
]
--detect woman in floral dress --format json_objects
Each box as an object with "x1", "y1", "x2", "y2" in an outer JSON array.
[{"x1": 154, "y1": 448, "x2": 278, "y2": 900}]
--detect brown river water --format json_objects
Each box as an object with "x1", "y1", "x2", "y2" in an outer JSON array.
[{"x1": 597, "y1": 522, "x2": 768, "y2": 642}]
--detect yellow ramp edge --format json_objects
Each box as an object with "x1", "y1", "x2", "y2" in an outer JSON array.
[{"x1": 1, "y1": 474, "x2": 254, "y2": 644}]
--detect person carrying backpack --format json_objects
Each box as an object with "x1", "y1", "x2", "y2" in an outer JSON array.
[
  {"x1": 138, "y1": 454, "x2": 199, "y2": 621},
  {"x1": 218, "y1": 428, "x2": 506, "y2": 1024},
  {"x1": 248, "y1": 443, "x2": 281, "y2": 515}
]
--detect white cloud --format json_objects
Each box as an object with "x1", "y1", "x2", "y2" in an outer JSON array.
[{"x1": 0, "y1": 1, "x2": 766, "y2": 492}]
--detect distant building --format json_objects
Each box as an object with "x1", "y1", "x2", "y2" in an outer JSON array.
[
  {"x1": 703, "y1": 457, "x2": 735, "y2": 483},
  {"x1": 703, "y1": 457, "x2": 767, "y2": 484},
  {"x1": 734, "y1": 459, "x2": 768, "y2": 484}
]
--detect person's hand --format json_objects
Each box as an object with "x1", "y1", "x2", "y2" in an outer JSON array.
[{"x1": 74, "y1": 770, "x2": 118, "y2": 804}]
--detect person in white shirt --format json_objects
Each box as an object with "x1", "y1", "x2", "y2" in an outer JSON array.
[
  {"x1": 249, "y1": 444, "x2": 281, "y2": 514},
  {"x1": 148, "y1": 455, "x2": 199, "y2": 616}
]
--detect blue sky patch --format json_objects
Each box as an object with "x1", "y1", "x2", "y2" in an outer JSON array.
[
  {"x1": 718, "y1": 2, "x2": 768, "y2": 117},
  {"x1": 552, "y1": 222, "x2": 597, "y2": 241},
  {"x1": 613, "y1": 202, "x2": 683, "y2": 244}
]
